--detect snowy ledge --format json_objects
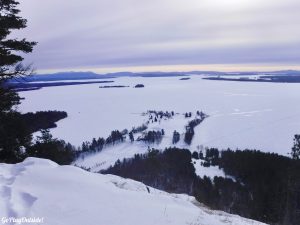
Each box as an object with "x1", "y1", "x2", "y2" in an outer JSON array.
[{"x1": 0, "y1": 157, "x2": 267, "y2": 225}]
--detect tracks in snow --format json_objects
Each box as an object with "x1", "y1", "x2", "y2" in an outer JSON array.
[{"x1": 0, "y1": 161, "x2": 38, "y2": 220}]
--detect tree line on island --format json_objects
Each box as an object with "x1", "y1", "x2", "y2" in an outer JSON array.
[{"x1": 184, "y1": 111, "x2": 207, "y2": 145}]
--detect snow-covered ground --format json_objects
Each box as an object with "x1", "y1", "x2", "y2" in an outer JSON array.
[
  {"x1": 0, "y1": 158, "x2": 267, "y2": 225},
  {"x1": 74, "y1": 111, "x2": 209, "y2": 173},
  {"x1": 192, "y1": 159, "x2": 233, "y2": 180},
  {"x1": 19, "y1": 75, "x2": 300, "y2": 155}
]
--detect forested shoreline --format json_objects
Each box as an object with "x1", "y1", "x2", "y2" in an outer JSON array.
[{"x1": 103, "y1": 147, "x2": 300, "y2": 225}]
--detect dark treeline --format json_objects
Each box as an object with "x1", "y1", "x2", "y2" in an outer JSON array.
[
  {"x1": 148, "y1": 110, "x2": 174, "y2": 119},
  {"x1": 147, "y1": 110, "x2": 175, "y2": 124},
  {"x1": 81, "y1": 130, "x2": 125, "y2": 153},
  {"x1": 172, "y1": 130, "x2": 180, "y2": 144},
  {"x1": 80, "y1": 127, "x2": 165, "y2": 155},
  {"x1": 204, "y1": 75, "x2": 300, "y2": 83},
  {"x1": 103, "y1": 147, "x2": 300, "y2": 225},
  {"x1": 82, "y1": 137, "x2": 105, "y2": 152},
  {"x1": 22, "y1": 111, "x2": 67, "y2": 133},
  {"x1": 131, "y1": 124, "x2": 148, "y2": 133},
  {"x1": 137, "y1": 130, "x2": 164, "y2": 144},
  {"x1": 99, "y1": 85, "x2": 129, "y2": 88},
  {"x1": 6, "y1": 80, "x2": 115, "y2": 91},
  {"x1": 0, "y1": 110, "x2": 73, "y2": 164},
  {"x1": 134, "y1": 84, "x2": 145, "y2": 88},
  {"x1": 104, "y1": 148, "x2": 196, "y2": 193},
  {"x1": 27, "y1": 129, "x2": 76, "y2": 165},
  {"x1": 184, "y1": 111, "x2": 206, "y2": 145}
]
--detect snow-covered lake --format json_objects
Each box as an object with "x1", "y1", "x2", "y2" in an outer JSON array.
[{"x1": 19, "y1": 75, "x2": 300, "y2": 155}]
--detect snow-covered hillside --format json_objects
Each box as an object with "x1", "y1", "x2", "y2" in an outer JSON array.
[
  {"x1": 0, "y1": 158, "x2": 267, "y2": 225},
  {"x1": 74, "y1": 111, "x2": 209, "y2": 171},
  {"x1": 73, "y1": 110, "x2": 230, "y2": 180}
]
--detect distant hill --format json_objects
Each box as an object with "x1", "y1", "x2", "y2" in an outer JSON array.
[
  {"x1": 25, "y1": 72, "x2": 111, "y2": 82},
  {"x1": 11, "y1": 70, "x2": 300, "y2": 83}
]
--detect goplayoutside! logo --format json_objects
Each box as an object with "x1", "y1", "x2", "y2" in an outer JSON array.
[{"x1": 1, "y1": 217, "x2": 44, "y2": 224}]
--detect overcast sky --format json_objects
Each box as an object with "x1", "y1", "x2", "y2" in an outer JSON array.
[{"x1": 18, "y1": 0, "x2": 300, "y2": 73}]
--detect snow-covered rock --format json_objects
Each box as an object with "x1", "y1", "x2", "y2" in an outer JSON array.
[{"x1": 0, "y1": 157, "x2": 267, "y2": 225}]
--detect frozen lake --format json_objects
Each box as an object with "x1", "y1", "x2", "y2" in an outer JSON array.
[{"x1": 19, "y1": 75, "x2": 300, "y2": 155}]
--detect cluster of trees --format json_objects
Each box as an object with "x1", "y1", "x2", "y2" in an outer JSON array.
[
  {"x1": 172, "y1": 130, "x2": 180, "y2": 144},
  {"x1": 129, "y1": 131, "x2": 134, "y2": 142},
  {"x1": 147, "y1": 110, "x2": 175, "y2": 123},
  {"x1": 185, "y1": 112, "x2": 192, "y2": 118},
  {"x1": 104, "y1": 148, "x2": 196, "y2": 194},
  {"x1": 27, "y1": 129, "x2": 76, "y2": 165},
  {"x1": 196, "y1": 110, "x2": 206, "y2": 118},
  {"x1": 148, "y1": 110, "x2": 175, "y2": 118},
  {"x1": 184, "y1": 117, "x2": 206, "y2": 145},
  {"x1": 21, "y1": 111, "x2": 67, "y2": 133},
  {"x1": 203, "y1": 148, "x2": 220, "y2": 166},
  {"x1": 218, "y1": 149, "x2": 296, "y2": 224},
  {"x1": 185, "y1": 111, "x2": 206, "y2": 119},
  {"x1": 130, "y1": 124, "x2": 148, "y2": 134},
  {"x1": 103, "y1": 147, "x2": 300, "y2": 225},
  {"x1": 105, "y1": 130, "x2": 124, "y2": 145},
  {"x1": 191, "y1": 151, "x2": 203, "y2": 160},
  {"x1": 184, "y1": 127, "x2": 194, "y2": 145},
  {"x1": 0, "y1": 110, "x2": 70, "y2": 163},
  {"x1": 82, "y1": 137, "x2": 105, "y2": 152},
  {"x1": 134, "y1": 84, "x2": 144, "y2": 88},
  {"x1": 0, "y1": 111, "x2": 32, "y2": 162},
  {"x1": 137, "y1": 130, "x2": 164, "y2": 144},
  {"x1": 99, "y1": 85, "x2": 129, "y2": 88},
  {"x1": 81, "y1": 130, "x2": 126, "y2": 153}
]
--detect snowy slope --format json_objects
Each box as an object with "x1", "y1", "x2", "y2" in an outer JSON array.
[
  {"x1": 74, "y1": 111, "x2": 228, "y2": 180},
  {"x1": 74, "y1": 111, "x2": 200, "y2": 170},
  {"x1": 0, "y1": 158, "x2": 267, "y2": 225}
]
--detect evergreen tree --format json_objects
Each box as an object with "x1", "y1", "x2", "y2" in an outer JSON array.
[
  {"x1": 184, "y1": 127, "x2": 194, "y2": 145},
  {"x1": 192, "y1": 151, "x2": 199, "y2": 159},
  {"x1": 28, "y1": 130, "x2": 76, "y2": 165},
  {"x1": 291, "y1": 135, "x2": 300, "y2": 160},
  {"x1": 129, "y1": 132, "x2": 134, "y2": 142},
  {"x1": 172, "y1": 130, "x2": 180, "y2": 144},
  {"x1": 0, "y1": 0, "x2": 36, "y2": 84},
  {"x1": 0, "y1": 0, "x2": 36, "y2": 162},
  {"x1": 36, "y1": 129, "x2": 53, "y2": 143},
  {"x1": 0, "y1": 0, "x2": 36, "y2": 111}
]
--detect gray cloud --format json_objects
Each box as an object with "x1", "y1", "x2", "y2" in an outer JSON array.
[{"x1": 17, "y1": 0, "x2": 300, "y2": 72}]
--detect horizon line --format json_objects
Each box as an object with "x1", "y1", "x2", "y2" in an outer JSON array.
[{"x1": 33, "y1": 64, "x2": 300, "y2": 75}]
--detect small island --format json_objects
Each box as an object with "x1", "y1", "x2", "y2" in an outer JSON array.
[
  {"x1": 99, "y1": 85, "x2": 129, "y2": 88},
  {"x1": 134, "y1": 84, "x2": 145, "y2": 88}
]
